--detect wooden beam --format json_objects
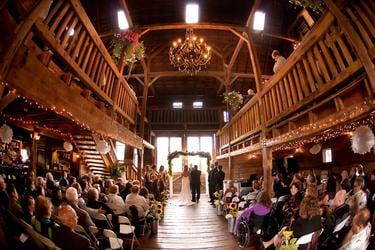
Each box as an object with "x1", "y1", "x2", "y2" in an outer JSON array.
[
  {"x1": 6, "y1": 46, "x2": 143, "y2": 148},
  {"x1": 323, "y1": 0, "x2": 375, "y2": 92},
  {"x1": 262, "y1": 146, "x2": 272, "y2": 194},
  {"x1": 0, "y1": 91, "x2": 17, "y2": 111}
]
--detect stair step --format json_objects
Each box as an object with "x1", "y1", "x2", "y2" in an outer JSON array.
[
  {"x1": 73, "y1": 135, "x2": 93, "y2": 140},
  {"x1": 89, "y1": 166, "x2": 108, "y2": 171},
  {"x1": 77, "y1": 145, "x2": 98, "y2": 150},
  {"x1": 86, "y1": 159, "x2": 105, "y2": 164},
  {"x1": 87, "y1": 162, "x2": 105, "y2": 167},
  {"x1": 75, "y1": 140, "x2": 96, "y2": 145}
]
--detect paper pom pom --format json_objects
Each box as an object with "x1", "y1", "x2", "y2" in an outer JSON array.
[
  {"x1": 352, "y1": 126, "x2": 375, "y2": 155},
  {"x1": 0, "y1": 124, "x2": 13, "y2": 143},
  {"x1": 247, "y1": 89, "x2": 255, "y2": 96},
  {"x1": 96, "y1": 140, "x2": 110, "y2": 154},
  {"x1": 63, "y1": 142, "x2": 73, "y2": 152},
  {"x1": 309, "y1": 144, "x2": 322, "y2": 155}
]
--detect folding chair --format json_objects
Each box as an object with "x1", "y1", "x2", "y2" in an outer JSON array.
[
  {"x1": 103, "y1": 229, "x2": 123, "y2": 250},
  {"x1": 333, "y1": 216, "x2": 350, "y2": 234},
  {"x1": 296, "y1": 232, "x2": 314, "y2": 245},
  {"x1": 91, "y1": 212, "x2": 113, "y2": 229},
  {"x1": 118, "y1": 216, "x2": 136, "y2": 250}
]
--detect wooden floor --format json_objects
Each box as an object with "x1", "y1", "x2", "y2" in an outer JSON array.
[{"x1": 139, "y1": 194, "x2": 257, "y2": 250}]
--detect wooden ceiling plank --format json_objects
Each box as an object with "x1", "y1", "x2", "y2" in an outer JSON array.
[{"x1": 0, "y1": 91, "x2": 17, "y2": 111}]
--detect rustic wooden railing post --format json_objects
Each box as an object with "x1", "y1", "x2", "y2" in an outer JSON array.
[{"x1": 323, "y1": 0, "x2": 375, "y2": 92}]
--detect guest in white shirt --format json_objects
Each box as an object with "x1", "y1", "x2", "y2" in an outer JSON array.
[
  {"x1": 106, "y1": 185, "x2": 125, "y2": 215},
  {"x1": 272, "y1": 50, "x2": 286, "y2": 73},
  {"x1": 347, "y1": 177, "x2": 367, "y2": 212},
  {"x1": 125, "y1": 185, "x2": 149, "y2": 218},
  {"x1": 339, "y1": 208, "x2": 371, "y2": 250}
]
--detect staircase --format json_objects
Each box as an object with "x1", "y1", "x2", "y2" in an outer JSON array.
[{"x1": 72, "y1": 133, "x2": 112, "y2": 177}]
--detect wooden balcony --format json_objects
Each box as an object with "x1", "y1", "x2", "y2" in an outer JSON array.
[
  {"x1": 0, "y1": 0, "x2": 142, "y2": 148},
  {"x1": 216, "y1": 0, "x2": 375, "y2": 159}
]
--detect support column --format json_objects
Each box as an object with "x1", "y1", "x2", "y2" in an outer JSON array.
[{"x1": 262, "y1": 147, "x2": 273, "y2": 194}]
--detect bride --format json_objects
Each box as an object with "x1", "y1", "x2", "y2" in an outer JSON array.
[{"x1": 176, "y1": 165, "x2": 195, "y2": 206}]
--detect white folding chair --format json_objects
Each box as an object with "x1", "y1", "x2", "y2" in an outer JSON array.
[
  {"x1": 296, "y1": 232, "x2": 314, "y2": 245},
  {"x1": 92, "y1": 212, "x2": 113, "y2": 229},
  {"x1": 333, "y1": 215, "x2": 350, "y2": 234},
  {"x1": 118, "y1": 216, "x2": 136, "y2": 250},
  {"x1": 103, "y1": 229, "x2": 123, "y2": 250},
  {"x1": 238, "y1": 201, "x2": 246, "y2": 210}
]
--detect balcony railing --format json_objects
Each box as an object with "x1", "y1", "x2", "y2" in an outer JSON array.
[{"x1": 217, "y1": 0, "x2": 375, "y2": 155}]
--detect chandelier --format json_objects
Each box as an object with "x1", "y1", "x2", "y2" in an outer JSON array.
[{"x1": 169, "y1": 29, "x2": 212, "y2": 74}]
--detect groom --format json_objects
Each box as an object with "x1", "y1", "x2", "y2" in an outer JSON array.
[{"x1": 190, "y1": 165, "x2": 201, "y2": 202}]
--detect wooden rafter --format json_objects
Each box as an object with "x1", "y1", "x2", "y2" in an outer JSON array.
[{"x1": 0, "y1": 90, "x2": 17, "y2": 111}]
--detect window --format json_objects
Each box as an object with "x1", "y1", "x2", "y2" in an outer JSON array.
[
  {"x1": 253, "y1": 11, "x2": 265, "y2": 31},
  {"x1": 223, "y1": 111, "x2": 229, "y2": 122},
  {"x1": 193, "y1": 101, "x2": 203, "y2": 108},
  {"x1": 117, "y1": 10, "x2": 129, "y2": 30},
  {"x1": 156, "y1": 137, "x2": 183, "y2": 172},
  {"x1": 187, "y1": 136, "x2": 213, "y2": 172},
  {"x1": 115, "y1": 141, "x2": 126, "y2": 161},
  {"x1": 21, "y1": 149, "x2": 29, "y2": 163},
  {"x1": 185, "y1": 3, "x2": 199, "y2": 24},
  {"x1": 172, "y1": 102, "x2": 183, "y2": 109},
  {"x1": 322, "y1": 148, "x2": 332, "y2": 163}
]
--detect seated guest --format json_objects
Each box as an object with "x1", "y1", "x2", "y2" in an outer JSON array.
[
  {"x1": 234, "y1": 191, "x2": 272, "y2": 236},
  {"x1": 46, "y1": 172, "x2": 58, "y2": 190},
  {"x1": 223, "y1": 181, "x2": 238, "y2": 200},
  {"x1": 59, "y1": 171, "x2": 70, "y2": 188},
  {"x1": 104, "y1": 179, "x2": 114, "y2": 194},
  {"x1": 53, "y1": 205, "x2": 95, "y2": 250},
  {"x1": 23, "y1": 177, "x2": 37, "y2": 198},
  {"x1": 368, "y1": 170, "x2": 375, "y2": 218},
  {"x1": 65, "y1": 187, "x2": 95, "y2": 230},
  {"x1": 35, "y1": 177, "x2": 46, "y2": 197},
  {"x1": 93, "y1": 184, "x2": 108, "y2": 203},
  {"x1": 125, "y1": 185, "x2": 149, "y2": 218},
  {"x1": 21, "y1": 195, "x2": 35, "y2": 224},
  {"x1": 139, "y1": 187, "x2": 150, "y2": 203},
  {"x1": 106, "y1": 185, "x2": 125, "y2": 215},
  {"x1": 305, "y1": 184, "x2": 319, "y2": 198},
  {"x1": 274, "y1": 173, "x2": 290, "y2": 198},
  {"x1": 86, "y1": 188, "x2": 112, "y2": 214},
  {"x1": 51, "y1": 189, "x2": 63, "y2": 216},
  {"x1": 33, "y1": 196, "x2": 58, "y2": 239},
  {"x1": 263, "y1": 195, "x2": 322, "y2": 249},
  {"x1": 318, "y1": 192, "x2": 330, "y2": 219},
  {"x1": 283, "y1": 182, "x2": 303, "y2": 214},
  {"x1": 244, "y1": 180, "x2": 260, "y2": 201},
  {"x1": 116, "y1": 178, "x2": 125, "y2": 194},
  {"x1": 339, "y1": 208, "x2": 371, "y2": 249},
  {"x1": 71, "y1": 183, "x2": 104, "y2": 218},
  {"x1": 120, "y1": 182, "x2": 132, "y2": 201},
  {"x1": 347, "y1": 177, "x2": 367, "y2": 212},
  {"x1": 6, "y1": 183, "x2": 23, "y2": 217},
  {"x1": 0, "y1": 176, "x2": 9, "y2": 210},
  {"x1": 321, "y1": 190, "x2": 350, "y2": 241}
]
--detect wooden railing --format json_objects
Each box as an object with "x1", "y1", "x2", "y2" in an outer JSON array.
[
  {"x1": 217, "y1": 0, "x2": 375, "y2": 154},
  {"x1": 1, "y1": 0, "x2": 137, "y2": 124}
]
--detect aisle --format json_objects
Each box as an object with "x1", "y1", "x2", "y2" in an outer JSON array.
[{"x1": 140, "y1": 195, "x2": 257, "y2": 249}]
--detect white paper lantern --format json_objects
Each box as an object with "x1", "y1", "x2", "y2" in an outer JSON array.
[
  {"x1": 309, "y1": 144, "x2": 322, "y2": 155},
  {"x1": 247, "y1": 89, "x2": 255, "y2": 96},
  {"x1": 0, "y1": 124, "x2": 13, "y2": 143},
  {"x1": 63, "y1": 141, "x2": 73, "y2": 152},
  {"x1": 96, "y1": 140, "x2": 110, "y2": 154},
  {"x1": 352, "y1": 126, "x2": 375, "y2": 155}
]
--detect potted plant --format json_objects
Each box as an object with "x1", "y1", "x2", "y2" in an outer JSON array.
[
  {"x1": 110, "y1": 163, "x2": 125, "y2": 179},
  {"x1": 223, "y1": 91, "x2": 244, "y2": 111},
  {"x1": 146, "y1": 201, "x2": 164, "y2": 235}
]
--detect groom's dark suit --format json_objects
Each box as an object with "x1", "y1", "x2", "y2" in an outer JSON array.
[{"x1": 190, "y1": 166, "x2": 201, "y2": 202}]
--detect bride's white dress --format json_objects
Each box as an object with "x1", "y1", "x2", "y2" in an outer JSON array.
[{"x1": 175, "y1": 176, "x2": 195, "y2": 206}]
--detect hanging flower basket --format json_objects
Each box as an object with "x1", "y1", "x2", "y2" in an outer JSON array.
[
  {"x1": 110, "y1": 29, "x2": 145, "y2": 65},
  {"x1": 223, "y1": 91, "x2": 243, "y2": 111},
  {"x1": 289, "y1": 0, "x2": 325, "y2": 13}
]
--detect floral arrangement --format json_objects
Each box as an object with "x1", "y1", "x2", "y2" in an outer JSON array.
[
  {"x1": 225, "y1": 203, "x2": 238, "y2": 218},
  {"x1": 280, "y1": 230, "x2": 298, "y2": 250},
  {"x1": 223, "y1": 91, "x2": 243, "y2": 110},
  {"x1": 160, "y1": 190, "x2": 169, "y2": 204},
  {"x1": 146, "y1": 201, "x2": 164, "y2": 221},
  {"x1": 167, "y1": 151, "x2": 211, "y2": 176},
  {"x1": 214, "y1": 190, "x2": 224, "y2": 206},
  {"x1": 110, "y1": 29, "x2": 145, "y2": 64},
  {"x1": 289, "y1": 0, "x2": 325, "y2": 13}
]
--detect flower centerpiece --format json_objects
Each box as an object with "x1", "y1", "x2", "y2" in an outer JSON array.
[
  {"x1": 223, "y1": 91, "x2": 243, "y2": 111},
  {"x1": 160, "y1": 190, "x2": 169, "y2": 205},
  {"x1": 289, "y1": 0, "x2": 325, "y2": 13},
  {"x1": 146, "y1": 201, "x2": 164, "y2": 235},
  {"x1": 225, "y1": 203, "x2": 238, "y2": 233},
  {"x1": 280, "y1": 230, "x2": 298, "y2": 250},
  {"x1": 110, "y1": 29, "x2": 145, "y2": 65}
]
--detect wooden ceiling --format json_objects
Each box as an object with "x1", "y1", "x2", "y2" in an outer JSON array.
[{"x1": 81, "y1": 0, "x2": 302, "y2": 104}]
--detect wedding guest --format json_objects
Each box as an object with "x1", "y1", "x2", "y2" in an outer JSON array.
[
  {"x1": 125, "y1": 185, "x2": 149, "y2": 218},
  {"x1": 106, "y1": 185, "x2": 125, "y2": 215},
  {"x1": 139, "y1": 187, "x2": 150, "y2": 203},
  {"x1": 86, "y1": 188, "x2": 113, "y2": 214},
  {"x1": 214, "y1": 165, "x2": 225, "y2": 191},
  {"x1": 244, "y1": 180, "x2": 260, "y2": 201},
  {"x1": 368, "y1": 170, "x2": 375, "y2": 217},
  {"x1": 92, "y1": 184, "x2": 108, "y2": 203},
  {"x1": 208, "y1": 163, "x2": 218, "y2": 204},
  {"x1": 340, "y1": 170, "x2": 351, "y2": 193},
  {"x1": 305, "y1": 184, "x2": 319, "y2": 199},
  {"x1": 339, "y1": 208, "x2": 371, "y2": 249},
  {"x1": 271, "y1": 50, "x2": 286, "y2": 73},
  {"x1": 23, "y1": 176, "x2": 37, "y2": 198},
  {"x1": 46, "y1": 172, "x2": 58, "y2": 191},
  {"x1": 35, "y1": 177, "x2": 46, "y2": 197},
  {"x1": 33, "y1": 196, "x2": 58, "y2": 239},
  {"x1": 158, "y1": 165, "x2": 167, "y2": 193},
  {"x1": 6, "y1": 184, "x2": 23, "y2": 217},
  {"x1": 143, "y1": 165, "x2": 152, "y2": 192},
  {"x1": 51, "y1": 189, "x2": 63, "y2": 216},
  {"x1": 223, "y1": 180, "x2": 238, "y2": 200},
  {"x1": 283, "y1": 182, "x2": 303, "y2": 215},
  {"x1": 65, "y1": 187, "x2": 95, "y2": 230},
  {"x1": 21, "y1": 195, "x2": 35, "y2": 224},
  {"x1": 274, "y1": 173, "x2": 290, "y2": 198},
  {"x1": 53, "y1": 205, "x2": 95, "y2": 250},
  {"x1": 120, "y1": 182, "x2": 133, "y2": 201},
  {"x1": 149, "y1": 165, "x2": 160, "y2": 199},
  {"x1": 234, "y1": 191, "x2": 272, "y2": 236},
  {"x1": 116, "y1": 178, "x2": 125, "y2": 194},
  {"x1": 59, "y1": 171, "x2": 69, "y2": 188},
  {"x1": 0, "y1": 176, "x2": 9, "y2": 210},
  {"x1": 347, "y1": 177, "x2": 367, "y2": 213}
]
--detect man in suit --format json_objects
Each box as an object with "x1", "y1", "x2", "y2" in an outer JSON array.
[
  {"x1": 190, "y1": 165, "x2": 201, "y2": 203},
  {"x1": 208, "y1": 162, "x2": 219, "y2": 204},
  {"x1": 53, "y1": 205, "x2": 95, "y2": 250},
  {"x1": 214, "y1": 165, "x2": 225, "y2": 191}
]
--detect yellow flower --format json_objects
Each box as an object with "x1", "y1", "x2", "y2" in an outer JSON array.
[
  {"x1": 157, "y1": 209, "x2": 163, "y2": 215},
  {"x1": 157, "y1": 204, "x2": 163, "y2": 210},
  {"x1": 283, "y1": 230, "x2": 293, "y2": 239},
  {"x1": 232, "y1": 208, "x2": 237, "y2": 213},
  {"x1": 229, "y1": 203, "x2": 236, "y2": 209}
]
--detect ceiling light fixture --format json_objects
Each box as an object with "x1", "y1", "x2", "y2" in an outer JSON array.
[{"x1": 169, "y1": 29, "x2": 212, "y2": 75}]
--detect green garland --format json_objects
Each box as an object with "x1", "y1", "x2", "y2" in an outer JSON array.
[{"x1": 167, "y1": 151, "x2": 211, "y2": 176}]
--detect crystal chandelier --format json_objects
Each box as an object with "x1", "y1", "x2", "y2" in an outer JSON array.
[{"x1": 169, "y1": 29, "x2": 212, "y2": 74}]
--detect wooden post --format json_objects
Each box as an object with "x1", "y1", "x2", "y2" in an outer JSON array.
[
  {"x1": 323, "y1": 0, "x2": 375, "y2": 92},
  {"x1": 262, "y1": 146, "x2": 272, "y2": 194}
]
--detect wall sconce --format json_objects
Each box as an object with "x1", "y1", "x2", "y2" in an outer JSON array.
[{"x1": 32, "y1": 132, "x2": 40, "y2": 140}]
